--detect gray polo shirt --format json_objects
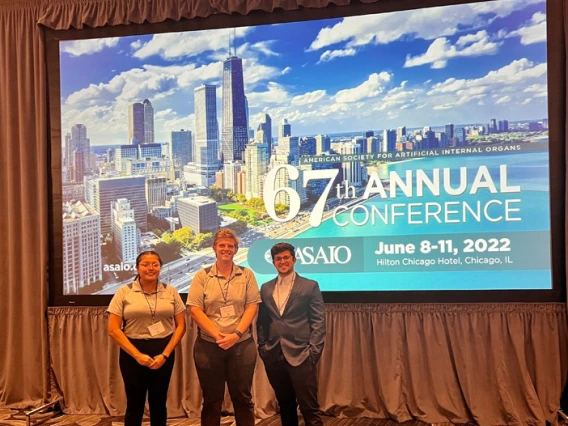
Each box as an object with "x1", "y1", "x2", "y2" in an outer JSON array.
[
  {"x1": 107, "y1": 280, "x2": 186, "y2": 339},
  {"x1": 187, "y1": 264, "x2": 260, "y2": 342}
]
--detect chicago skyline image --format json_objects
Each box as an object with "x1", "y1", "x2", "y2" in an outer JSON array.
[{"x1": 58, "y1": 0, "x2": 551, "y2": 295}]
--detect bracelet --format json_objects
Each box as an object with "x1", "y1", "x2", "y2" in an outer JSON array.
[
  {"x1": 161, "y1": 353, "x2": 169, "y2": 359},
  {"x1": 234, "y1": 330, "x2": 243, "y2": 338}
]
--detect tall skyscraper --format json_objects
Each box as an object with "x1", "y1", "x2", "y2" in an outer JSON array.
[
  {"x1": 85, "y1": 175, "x2": 147, "y2": 235},
  {"x1": 111, "y1": 199, "x2": 138, "y2": 264},
  {"x1": 382, "y1": 129, "x2": 396, "y2": 153},
  {"x1": 224, "y1": 161, "x2": 243, "y2": 193},
  {"x1": 221, "y1": 56, "x2": 248, "y2": 163},
  {"x1": 315, "y1": 135, "x2": 331, "y2": 155},
  {"x1": 170, "y1": 129, "x2": 193, "y2": 167},
  {"x1": 187, "y1": 85, "x2": 219, "y2": 186},
  {"x1": 445, "y1": 124, "x2": 455, "y2": 140},
  {"x1": 68, "y1": 124, "x2": 91, "y2": 179},
  {"x1": 257, "y1": 113, "x2": 272, "y2": 157},
  {"x1": 129, "y1": 102, "x2": 145, "y2": 145},
  {"x1": 143, "y1": 99, "x2": 155, "y2": 144},
  {"x1": 277, "y1": 136, "x2": 300, "y2": 165},
  {"x1": 244, "y1": 142, "x2": 269, "y2": 199},
  {"x1": 340, "y1": 142, "x2": 363, "y2": 187},
  {"x1": 145, "y1": 177, "x2": 168, "y2": 212},
  {"x1": 279, "y1": 119, "x2": 291, "y2": 139},
  {"x1": 62, "y1": 200, "x2": 102, "y2": 294},
  {"x1": 490, "y1": 118, "x2": 497, "y2": 134}
]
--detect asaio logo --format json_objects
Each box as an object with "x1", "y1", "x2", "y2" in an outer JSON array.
[{"x1": 264, "y1": 245, "x2": 352, "y2": 265}]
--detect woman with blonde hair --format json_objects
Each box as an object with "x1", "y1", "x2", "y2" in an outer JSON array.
[{"x1": 187, "y1": 229, "x2": 260, "y2": 426}]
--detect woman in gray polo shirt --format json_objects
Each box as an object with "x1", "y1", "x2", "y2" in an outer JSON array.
[
  {"x1": 108, "y1": 251, "x2": 186, "y2": 426},
  {"x1": 187, "y1": 229, "x2": 261, "y2": 426}
]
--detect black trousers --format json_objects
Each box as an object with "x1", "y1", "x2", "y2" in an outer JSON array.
[
  {"x1": 263, "y1": 347, "x2": 323, "y2": 426},
  {"x1": 119, "y1": 336, "x2": 175, "y2": 426},
  {"x1": 193, "y1": 337, "x2": 257, "y2": 426}
]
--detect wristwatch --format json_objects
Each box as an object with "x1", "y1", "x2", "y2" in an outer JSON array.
[{"x1": 234, "y1": 330, "x2": 243, "y2": 338}]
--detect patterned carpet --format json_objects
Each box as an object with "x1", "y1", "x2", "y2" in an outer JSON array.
[{"x1": 0, "y1": 408, "x2": 445, "y2": 426}]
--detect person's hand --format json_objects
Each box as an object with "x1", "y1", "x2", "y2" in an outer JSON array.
[
  {"x1": 135, "y1": 353, "x2": 153, "y2": 367},
  {"x1": 217, "y1": 333, "x2": 240, "y2": 350},
  {"x1": 149, "y1": 354, "x2": 167, "y2": 370}
]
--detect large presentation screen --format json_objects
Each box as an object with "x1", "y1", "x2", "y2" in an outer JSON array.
[{"x1": 56, "y1": 0, "x2": 553, "y2": 297}]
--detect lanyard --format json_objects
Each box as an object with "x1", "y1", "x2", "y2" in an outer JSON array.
[
  {"x1": 143, "y1": 287, "x2": 159, "y2": 323},
  {"x1": 216, "y1": 273, "x2": 233, "y2": 306},
  {"x1": 276, "y1": 273, "x2": 295, "y2": 313}
]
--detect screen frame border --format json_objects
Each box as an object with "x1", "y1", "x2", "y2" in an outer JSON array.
[{"x1": 46, "y1": 0, "x2": 566, "y2": 306}]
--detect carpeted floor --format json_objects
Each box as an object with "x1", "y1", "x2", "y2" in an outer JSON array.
[{"x1": 0, "y1": 409, "x2": 453, "y2": 426}]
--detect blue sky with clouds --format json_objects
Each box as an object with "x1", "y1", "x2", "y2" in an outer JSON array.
[{"x1": 60, "y1": 0, "x2": 548, "y2": 146}]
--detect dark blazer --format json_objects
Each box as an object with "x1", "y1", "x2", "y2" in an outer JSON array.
[{"x1": 257, "y1": 274, "x2": 326, "y2": 367}]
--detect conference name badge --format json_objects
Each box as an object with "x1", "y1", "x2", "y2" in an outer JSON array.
[
  {"x1": 148, "y1": 321, "x2": 165, "y2": 337},
  {"x1": 220, "y1": 305, "x2": 236, "y2": 318}
]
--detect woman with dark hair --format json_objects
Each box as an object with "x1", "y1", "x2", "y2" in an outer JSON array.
[{"x1": 108, "y1": 251, "x2": 186, "y2": 426}]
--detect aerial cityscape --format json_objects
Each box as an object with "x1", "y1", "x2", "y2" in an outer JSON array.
[{"x1": 59, "y1": 0, "x2": 550, "y2": 294}]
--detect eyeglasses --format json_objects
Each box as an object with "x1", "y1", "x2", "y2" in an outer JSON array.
[
  {"x1": 274, "y1": 255, "x2": 293, "y2": 262},
  {"x1": 140, "y1": 262, "x2": 160, "y2": 268}
]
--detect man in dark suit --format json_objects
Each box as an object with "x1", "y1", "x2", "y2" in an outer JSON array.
[{"x1": 257, "y1": 242, "x2": 326, "y2": 426}]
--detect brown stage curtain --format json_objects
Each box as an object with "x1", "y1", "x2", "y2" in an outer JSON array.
[
  {"x1": 49, "y1": 304, "x2": 568, "y2": 425},
  {"x1": 0, "y1": 0, "x2": 50, "y2": 408},
  {"x1": 36, "y1": 0, "x2": 356, "y2": 31}
]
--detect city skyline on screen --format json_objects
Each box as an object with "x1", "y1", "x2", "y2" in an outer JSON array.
[{"x1": 60, "y1": 0, "x2": 547, "y2": 147}]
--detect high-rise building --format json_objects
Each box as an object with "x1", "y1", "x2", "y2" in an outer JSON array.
[
  {"x1": 353, "y1": 136, "x2": 366, "y2": 154},
  {"x1": 73, "y1": 151, "x2": 85, "y2": 183},
  {"x1": 279, "y1": 119, "x2": 291, "y2": 139},
  {"x1": 187, "y1": 85, "x2": 219, "y2": 186},
  {"x1": 315, "y1": 135, "x2": 331, "y2": 155},
  {"x1": 177, "y1": 196, "x2": 218, "y2": 234},
  {"x1": 62, "y1": 200, "x2": 102, "y2": 294},
  {"x1": 170, "y1": 129, "x2": 193, "y2": 167},
  {"x1": 85, "y1": 175, "x2": 147, "y2": 235},
  {"x1": 215, "y1": 171, "x2": 225, "y2": 188},
  {"x1": 237, "y1": 170, "x2": 246, "y2": 195},
  {"x1": 129, "y1": 102, "x2": 145, "y2": 145},
  {"x1": 490, "y1": 118, "x2": 497, "y2": 134},
  {"x1": 445, "y1": 124, "x2": 455, "y2": 140},
  {"x1": 257, "y1": 114, "x2": 272, "y2": 157},
  {"x1": 367, "y1": 137, "x2": 379, "y2": 153},
  {"x1": 224, "y1": 161, "x2": 242, "y2": 193},
  {"x1": 382, "y1": 129, "x2": 396, "y2": 153},
  {"x1": 68, "y1": 124, "x2": 91, "y2": 179},
  {"x1": 244, "y1": 142, "x2": 269, "y2": 199},
  {"x1": 364, "y1": 130, "x2": 374, "y2": 138},
  {"x1": 111, "y1": 199, "x2": 138, "y2": 264},
  {"x1": 396, "y1": 126, "x2": 406, "y2": 142},
  {"x1": 221, "y1": 56, "x2": 248, "y2": 163},
  {"x1": 145, "y1": 177, "x2": 167, "y2": 213},
  {"x1": 299, "y1": 137, "x2": 316, "y2": 156},
  {"x1": 64, "y1": 132, "x2": 72, "y2": 168},
  {"x1": 340, "y1": 142, "x2": 363, "y2": 187},
  {"x1": 277, "y1": 136, "x2": 300, "y2": 165},
  {"x1": 143, "y1": 99, "x2": 155, "y2": 144}
]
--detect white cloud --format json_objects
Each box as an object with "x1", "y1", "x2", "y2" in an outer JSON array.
[
  {"x1": 61, "y1": 38, "x2": 119, "y2": 57},
  {"x1": 334, "y1": 72, "x2": 392, "y2": 103},
  {"x1": 318, "y1": 48, "x2": 357, "y2": 63},
  {"x1": 495, "y1": 95, "x2": 511, "y2": 104},
  {"x1": 308, "y1": 0, "x2": 542, "y2": 52},
  {"x1": 133, "y1": 27, "x2": 252, "y2": 60},
  {"x1": 246, "y1": 82, "x2": 290, "y2": 106},
  {"x1": 404, "y1": 31, "x2": 502, "y2": 68},
  {"x1": 506, "y1": 12, "x2": 547, "y2": 45},
  {"x1": 292, "y1": 90, "x2": 327, "y2": 106}
]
